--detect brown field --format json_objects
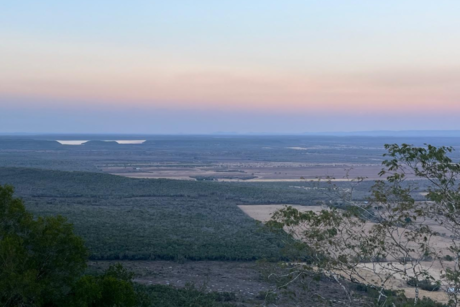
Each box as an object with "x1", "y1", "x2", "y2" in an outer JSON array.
[
  {"x1": 106, "y1": 162, "x2": 386, "y2": 181},
  {"x1": 238, "y1": 204, "x2": 321, "y2": 222},
  {"x1": 238, "y1": 204, "x2": 453, "y2": 303}
]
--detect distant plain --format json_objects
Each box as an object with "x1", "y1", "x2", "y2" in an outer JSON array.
[{"x1": 2, "y1": 135, "x2": 460, "y2": 305}]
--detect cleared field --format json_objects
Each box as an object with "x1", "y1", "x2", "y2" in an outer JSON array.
[
  {"x1": 3, "y1": 135, "x2": 460, "y2": 176},
  {"x1": 107, "y1": 162, "x2": 386, "y2": 182},
  {"x1": 239, "y1": 204, "x2": 453, "y2": 303},
  {"x1": 238, "y1": 204, "x2": 321, "y2": 222},
  {"x1": 355, "y1": 263, "x2": 449, "y2": 303}
]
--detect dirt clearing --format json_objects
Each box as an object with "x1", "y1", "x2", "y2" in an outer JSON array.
[{"x1": 239, "y1": 204, "x2": 452, "y2": 303}]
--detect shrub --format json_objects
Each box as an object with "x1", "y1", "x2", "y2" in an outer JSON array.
[{"x1": 406, "y1": 278, "x2": 441, "y2": 292}]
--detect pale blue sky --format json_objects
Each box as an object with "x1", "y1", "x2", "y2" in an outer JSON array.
[{"x1": 1, "y1": 1, "x2": 459, "y2": 133}]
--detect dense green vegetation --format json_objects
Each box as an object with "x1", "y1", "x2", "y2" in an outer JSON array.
[
  {"x1": 0, "y1": 185, "x2": 137, "y2": 307},
  {"x1": 0, "y1": 167, "x2": 316, "y2": 261},
  {"x1": 0, "y1": 184, "x2": 243, "y2": 307},
  {"x1": 0, "y1": 164, "x2": 431, "y2": 261}
]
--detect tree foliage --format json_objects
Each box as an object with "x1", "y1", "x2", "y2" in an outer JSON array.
[
  {"x1": 0, "y1": 185, "x2": 87, "y2": 306},
  {"x1": 0, "y1": 185, "x2": 137, "y2": 307},
  {"x1": 268, "y1": 143, "x2": 460, "y2": 306},
  {"x1": 68, "y1": 264, "x2": 137, "y2": 307}
]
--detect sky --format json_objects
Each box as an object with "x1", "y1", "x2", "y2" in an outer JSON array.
[{"x1": 1, "y1": 1, "x2": 459, "y2": 134}]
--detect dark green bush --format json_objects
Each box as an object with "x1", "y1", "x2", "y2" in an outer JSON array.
[
  {"x1": 406, "y1": 278, "x2": 441, "y2": 291},
  {"x1": 353, "y1": 283, "x2": 445, "y2": 307},
  {"x1": 0, "y1": 185, "x2": 138, "y2": 307}
]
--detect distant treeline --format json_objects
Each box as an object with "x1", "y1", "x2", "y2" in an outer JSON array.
[{"x1": 5, "y1": 135, "x2": 460, "y2": 173}]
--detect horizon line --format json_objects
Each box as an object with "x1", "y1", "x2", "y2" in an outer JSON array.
[{"x1": 2, "y1": 129, "x2": 460, "y2": 137}]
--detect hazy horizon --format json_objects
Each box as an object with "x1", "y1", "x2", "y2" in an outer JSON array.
[
  {"x1": 3, "y1": 129, "x2": 460, "y2": 138},
  {"x1": 1, "y1": 1, "x2": 459, "y2": 133}
]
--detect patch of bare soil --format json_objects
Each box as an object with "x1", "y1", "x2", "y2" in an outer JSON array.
[
  {"x1": 238, "y1": 204, "x2": 322, "y2": 222},
  {"x1": 105, "y1": 162, "x2": 387, "y2": 182},
  {"x1": 239, "y1": 205, "x2": 452, "y2": 304}
]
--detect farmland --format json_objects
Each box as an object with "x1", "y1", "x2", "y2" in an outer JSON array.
[{"x1": 3, "y1": 135, "x2": 460, "y2": 178}]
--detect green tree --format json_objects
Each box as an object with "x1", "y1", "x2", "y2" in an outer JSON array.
[
  {"x1": 69, "y1": 264, "x2": 137, "y2": 307},
  {"x1": 379, "y1": 144, "x2": 460, "y2": 306},
  {"x1": 0, "y1": 185, "x2": 87, "y2": 306},
  {"x1": 0, "y1": 185, "x2": 137, "y2": 307}
]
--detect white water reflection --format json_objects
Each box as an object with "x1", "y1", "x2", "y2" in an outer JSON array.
[
  {"x1": 56, "y1": 140, "x2": 146, "y2": 145},
  {"x1": 113, "y1": 140, "x2": 146, "y2": 144},
  {"x1": 56, "y1": 140, "x2": 88, "y2": 145}
]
